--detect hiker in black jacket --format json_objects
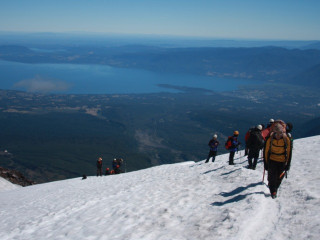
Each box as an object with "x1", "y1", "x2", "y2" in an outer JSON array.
[
  {"x1": 205, "y1": 134, "x2": 219, "y2": 163},
  {"x1": 247, "y1": 125, "x2": 264, "y2": 170}
]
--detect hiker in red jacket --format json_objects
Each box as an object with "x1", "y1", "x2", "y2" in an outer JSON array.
[{"x1": 262, "y1": 119, "x2": 274, "y2": 140}]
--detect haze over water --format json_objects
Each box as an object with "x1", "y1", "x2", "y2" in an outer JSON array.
[{"x1": 0, "y1": 60, "x2": 260, "y2": 94}]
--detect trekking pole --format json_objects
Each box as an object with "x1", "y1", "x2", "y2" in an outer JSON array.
[
  {"x1": 262, "y1": 167, "x2": 266, "y2": 183},
  {"x1": 279, "y1": 171, "x2": 285, "y2": 179},
  {"x1": 279, "y1": 170, "x2": 288, "y2": 180}
]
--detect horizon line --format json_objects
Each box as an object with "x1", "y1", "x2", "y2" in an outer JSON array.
[{"x1": 0, "y1": 31, "x2": 319, "y2": 42}]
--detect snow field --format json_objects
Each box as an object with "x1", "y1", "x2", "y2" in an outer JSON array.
[{"x1": 0, "y1": 136, "x2": 319, "y2": 240}]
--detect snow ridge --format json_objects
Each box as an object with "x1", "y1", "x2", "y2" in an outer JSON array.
[{"x1": 0, "y1": 136, "x2": 319, "y2": 240}]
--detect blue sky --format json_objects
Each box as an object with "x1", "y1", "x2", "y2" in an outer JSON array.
[{"x1": 0, "y1": 0, "x2": 319, "y2": 40}]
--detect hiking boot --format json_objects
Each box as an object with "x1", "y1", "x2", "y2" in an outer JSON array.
[
  {"x1": 252, "y1": 166, "x2": 256, "y2": 170},
  {"x1": 248, "y1": 165, "x2": 252, "y2": 169},
  {"x1": 271, "y1": 192, "x2": 277, "y2": 199}
]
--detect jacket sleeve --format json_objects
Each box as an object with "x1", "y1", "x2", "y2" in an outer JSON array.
[
  {"x1": 263, "y1": 137, "x2": 270, "y2": 165},
  {"x1": 286, "y1": 137, "x2": 293, "y2": 167},
  {"x1": 259, "y1": 135, "x2": 265, "y2": 149}
]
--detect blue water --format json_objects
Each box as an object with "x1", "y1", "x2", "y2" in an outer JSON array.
[{"x1": 0, "y1": 60, "x2": 260, "y2": 94}]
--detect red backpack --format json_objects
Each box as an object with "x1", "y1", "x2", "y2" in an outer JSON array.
[{"x1": 225, "y1": 136, "x2": 233, "y2": 150}]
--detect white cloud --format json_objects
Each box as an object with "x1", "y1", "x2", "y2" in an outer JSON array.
[{"x1": 14, "y1": 75, "x2": 70, "y2": 93}]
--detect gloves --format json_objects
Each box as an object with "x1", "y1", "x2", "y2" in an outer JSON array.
[{"x1": 263, "y1": 160, "x2": 268, "y2": 170}]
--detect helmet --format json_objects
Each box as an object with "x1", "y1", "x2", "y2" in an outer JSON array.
[
  {"x1": 269, "y1": 119, "x2": 274, "y2": 123},
  {"x1": 256, "y1": 125, "x2": 262, "y2": 131},
  {"x1": 213, "y1": 134, "x2": 218, "y2": 139},
  {"x1": 233, "y1": 130, "x2": 239, "y2": 136}
]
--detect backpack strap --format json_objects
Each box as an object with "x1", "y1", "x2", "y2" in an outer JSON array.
[
  {"x1": 268, "y1": 132, "x2": 289, "y2": 162},
  {"x1": 267, "y1": 133, "x2": 274, "y2": 161},
  {"x1": 283, "y1": 133, "x2": 288, "y2": 164}
]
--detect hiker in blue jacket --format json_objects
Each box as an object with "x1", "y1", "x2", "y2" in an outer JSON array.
[
  {"x1": 205, "y1": 134, "x2": 220, "y2": 163},
  {"x1": 227, "y1": 131, "x2": 241, "y2": 165}
]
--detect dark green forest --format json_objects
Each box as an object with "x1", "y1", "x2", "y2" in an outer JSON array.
[{"x1": 0, "y1": 83, "x2": 319, "y2": 183}]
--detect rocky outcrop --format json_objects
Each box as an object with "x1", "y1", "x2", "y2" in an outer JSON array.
[{"x1": 0, "y1": 167, "x2": 36, "y2": 186}]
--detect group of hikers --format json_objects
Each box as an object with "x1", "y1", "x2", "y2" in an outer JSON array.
[
  {"x1": 96, "y1": 157, "x2": 124, "y2": 176},
  {"x1": 92, "y1": 119, "x2": 292, "y2": 199},
  {"x1": 205, "y1": 119, "x2": 293, "y2": 199}
]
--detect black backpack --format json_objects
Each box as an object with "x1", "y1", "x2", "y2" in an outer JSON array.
[{"x1": 247, "y1": 130, "x2": 264, "y2": 149}]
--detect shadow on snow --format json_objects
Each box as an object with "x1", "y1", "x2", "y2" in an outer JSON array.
[{"x1": 211, "y1": 182, "x2": 269, "y2": 206}]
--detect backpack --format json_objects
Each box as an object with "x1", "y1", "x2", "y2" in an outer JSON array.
[
  {"x1": 247, "y1": 129, "x2": 264, "y2": 149},
  {"x1": 270, "y1": 120, "x2": 287, "y2": 134},
  {"x1": 225, "y1": 137, "x2": 232, "y2": 150},
  {"x1": 245, "y1": 127, "x2": 255, "y2": 143},
  {"x1": 262, "y1": 120, "x2": 290, "y2": 139}
]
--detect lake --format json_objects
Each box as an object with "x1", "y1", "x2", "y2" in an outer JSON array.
[{"x1": 0, "y1": 60, "x2": 261, "y2": 94}]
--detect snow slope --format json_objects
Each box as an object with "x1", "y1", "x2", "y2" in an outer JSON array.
[
  {"x1": 0, "y1": 136, "x2": 319, "y2": 240},
  {"x1": 0, "y1": 177, "x2": 20, "y2": 192}
]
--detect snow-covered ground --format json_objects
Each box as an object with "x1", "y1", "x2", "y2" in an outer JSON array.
[
  {"x1": 0, "y1": 177, "x2": 20, "y2": 192},
  {"x1": 0, "y1": 136, "x2": 319, "y2": 240}
]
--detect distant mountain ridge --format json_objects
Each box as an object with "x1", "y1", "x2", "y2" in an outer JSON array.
[
  {"x1": 1, "y1": 45, "x2": 320, "y2": 87},
  {"x1": 291, "y1": 64, "x2": 320, "y2": 87}
]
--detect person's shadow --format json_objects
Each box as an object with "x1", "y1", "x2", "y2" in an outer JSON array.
[{"x1": 211, "y1": 182, "x2": 269, "y2": 206}]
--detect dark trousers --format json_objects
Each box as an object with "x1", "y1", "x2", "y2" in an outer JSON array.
[
  {"x1": 205, "y1": 150, "x2": 217, "y2": 162},
  {"x1": 245, "y1": 146, "x2": 249, "y2": 156},
  {"x1": 248, "y1": 148, "x2": 260, "y2": 168},
  {"x1": 229, "y1": 151, "x2": 235, "y2": 165},
  {"x1": 268, "y1": 160, "x2": 286, "y2": 194},
  {"x1": 97, "y1": 168, "x2": 102, "y2": 176}
]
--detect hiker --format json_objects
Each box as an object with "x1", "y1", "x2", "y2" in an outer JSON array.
[
  {"x1": 205, "y1": 134, "x2": 220, "y2": 163},
  {"x1": 114, "y1": 165, "x2": 122, "y2": 174},
  {"x1": 226, "y1": 131, "x2": 241, "y2": 165},
  {"x1": 263, "y1": 120, "x2": 292, "y2": 199},
  {"x1": 112, "y1": 159, "x2": 118, "y2": 170},
  {"x1": 262, "y1": 119, "x2": 275, "y2": 140},
  {"x1": 246, "y1": 125, "x2": 264, "y2": 170},
  {"x1": 112, "y1": 158, "x2": 124, "y2": 170},
  {"x1": 105, "y1": 168, "x2": 111, "y2": 175},
  {"x1": 96, "y1": 157, "x2": 103, "y2": 176},
  {"x1": 244, "y1": 126, "x2": 255, "y2": 156},
  {"x1": 266, "y1": 119, "x2": 274, "y2": 128},
  {"x1": 286, "y1": 122, "x2": 293, "y2": 133}
]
